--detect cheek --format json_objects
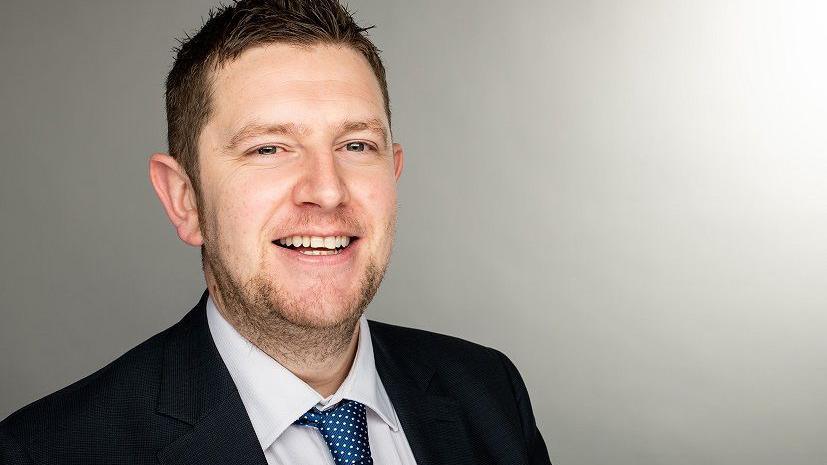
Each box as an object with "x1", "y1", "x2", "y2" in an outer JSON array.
[
  {"x1": 212, "y1": 172, "x2": 291, "y2": 242},
  {"x1": 351, "y1": 174, "x2": 397, "y2": 225}
]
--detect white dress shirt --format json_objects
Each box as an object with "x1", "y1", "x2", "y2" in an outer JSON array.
[{"x1": 206, "y1": 296, "x2": 418, "y2": 465}]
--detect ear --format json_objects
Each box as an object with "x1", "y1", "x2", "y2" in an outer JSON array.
[
  {"x1": 148, "y1": 153, "x2": 203, "y2": 246},
  {"x1": 392, "y1": 142, "x2": 404, "y2": 181}
]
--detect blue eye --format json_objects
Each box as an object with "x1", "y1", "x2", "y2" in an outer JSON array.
[
  {"x1": 345, "y1": 142, "x2": 367, "y2": 152},
  {"x1": 255, "y1": 145, "x2": 281, "y2": 155}
]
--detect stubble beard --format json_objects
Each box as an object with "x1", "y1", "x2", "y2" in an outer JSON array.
[{"x1": 200, "y1": 206, "x2": 394, "y2": 367}]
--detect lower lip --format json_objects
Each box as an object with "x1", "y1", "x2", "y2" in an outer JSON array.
[{"x1": 271, "y1": 238, "x2": 360, "y2": 266}]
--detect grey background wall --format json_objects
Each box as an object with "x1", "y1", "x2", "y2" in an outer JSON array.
[{"x1": 1, "y1": 1, "x2": 825, "y2": 464}]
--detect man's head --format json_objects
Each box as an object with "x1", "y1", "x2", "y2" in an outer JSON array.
[
  {"x1": 149, "y1": 0, "x2": 403, "y2": 347},
  {"x1": 164, "y1": 0, "x2": 392, "y2": 203}
]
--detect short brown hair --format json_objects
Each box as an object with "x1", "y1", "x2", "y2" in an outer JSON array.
[{"x1": 164, "y1": 0, "x2": 390, "y2": 200}]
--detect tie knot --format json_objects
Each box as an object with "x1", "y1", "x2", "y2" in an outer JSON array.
[
  {"x1": 295, "y1": 407, "x2": 325, "y2": 427},
  {"x1": 295, "y1": 399, "x2": 363, "y2": 427},
  {"x1": 293, "y1": 399, "x2": 373, "y2": 464}
]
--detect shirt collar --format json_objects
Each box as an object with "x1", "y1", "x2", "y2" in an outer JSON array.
[{"x1": 206, "y1": 295, "x2": 400, "y2": 451}]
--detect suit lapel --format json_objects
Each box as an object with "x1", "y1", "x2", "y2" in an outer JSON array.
[
  {"x1": 155, "y1": 290, "x2": 267, "y2": 465},
  {"x1": 157, "y1": 395, "x2": 266, "y2": 465},
  {"x1": 370, "y1": 321, "x2": 477, "y2": 465}
]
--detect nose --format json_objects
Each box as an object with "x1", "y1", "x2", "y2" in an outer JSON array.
[{"x1": 292, "y1": 150, "x2": 349, "y2": 210}]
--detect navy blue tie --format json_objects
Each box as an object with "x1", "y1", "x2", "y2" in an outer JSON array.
[{"x1": 294, "y1": 399, "x2": 373, "y2": 465}]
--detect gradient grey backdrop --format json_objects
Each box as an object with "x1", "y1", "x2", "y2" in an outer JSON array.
[{"x1": 2, "y1": 1, "x2": 826, "y2": 464}]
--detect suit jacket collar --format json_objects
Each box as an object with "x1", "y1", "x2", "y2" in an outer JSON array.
[
  {"x1": 156, "y1": 290, "x2": 267, "y2": 465},
  {"x1": 370, "y1": 321, "x2": 477, "y2": 465},
  {"x1": 154, "y1": 290, "x2": 475, "y2": 465}
]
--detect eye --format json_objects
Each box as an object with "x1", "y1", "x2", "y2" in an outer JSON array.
[
  {"x1": 344, "y1": 141, "x2": 368, "y2": 152},
  {"x1": 254, "y1": 145, "x2": 281, "y2": 156}
]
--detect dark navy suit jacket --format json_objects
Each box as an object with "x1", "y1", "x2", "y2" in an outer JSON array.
[{"x1": 0, "y1": 291, "x2": 551, "y2": 464}]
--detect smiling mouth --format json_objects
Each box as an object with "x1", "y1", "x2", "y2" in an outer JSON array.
[{"x1": 272, "y1": 235, "x2": 357, "y2": 256}]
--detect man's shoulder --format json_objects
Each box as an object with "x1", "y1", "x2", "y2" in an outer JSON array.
[
  {"x1": 0, "y1": 317, "x2": 178, "y2": 440},
  {"x1": 365, "y1": 319, "x2": 536, "y2": 433},
  {"x1": 367, "y1": 318, "x2": 488, "y2": 348},
  {"x1": 367, "y1": 319, "x2": 551, "y2": 463},
  {"x1": 366, "y1": 319, "x2": 512, "y2": 374}
]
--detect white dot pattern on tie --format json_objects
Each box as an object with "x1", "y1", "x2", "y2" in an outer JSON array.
[{"x1": 294, "y1": 399, "x2": 374, "y2": 465}]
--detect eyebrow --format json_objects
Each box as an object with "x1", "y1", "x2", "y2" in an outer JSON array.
[
  {"x1": 223, "y1": 118, "x2": 390, "y2": 152},
  {"x1": 335, "y1": 118, "x2": 390, "y2": 148},
  {"x1": 223, "y1": 122, "x2": 308, "y2": 152}
]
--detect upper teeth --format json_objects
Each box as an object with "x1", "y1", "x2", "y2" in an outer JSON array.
[{"x1": 278, "y1": 235, "x2": 351, "y2": 250}]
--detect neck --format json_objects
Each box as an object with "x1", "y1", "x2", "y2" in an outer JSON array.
[
  {"x1": 280, "y1": 324, "x2": 360, "y2": 398},
  {"x1": 207, "y1": 281, "x2": 361, "y2": 398}
]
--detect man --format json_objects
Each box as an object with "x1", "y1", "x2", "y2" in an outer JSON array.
[{"x1": 0, "y1": 1, "x2": 551, "y2": 463}]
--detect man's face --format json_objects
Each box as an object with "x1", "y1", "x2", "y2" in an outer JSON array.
[{"x1": 195, "y1": 43, "x2": 402, "y2": 330}]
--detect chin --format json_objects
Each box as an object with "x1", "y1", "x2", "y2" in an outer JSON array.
[
  {"x1": 212, "y1": 254, "x2": 384, "y2": 334},
  {"x1": 264, "y1": 287, "x2": 364, "y2": 330}
]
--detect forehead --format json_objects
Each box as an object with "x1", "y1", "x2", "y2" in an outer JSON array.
[{"x1": 204, "y1": 43, "x2": 386, "y2": 140}]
